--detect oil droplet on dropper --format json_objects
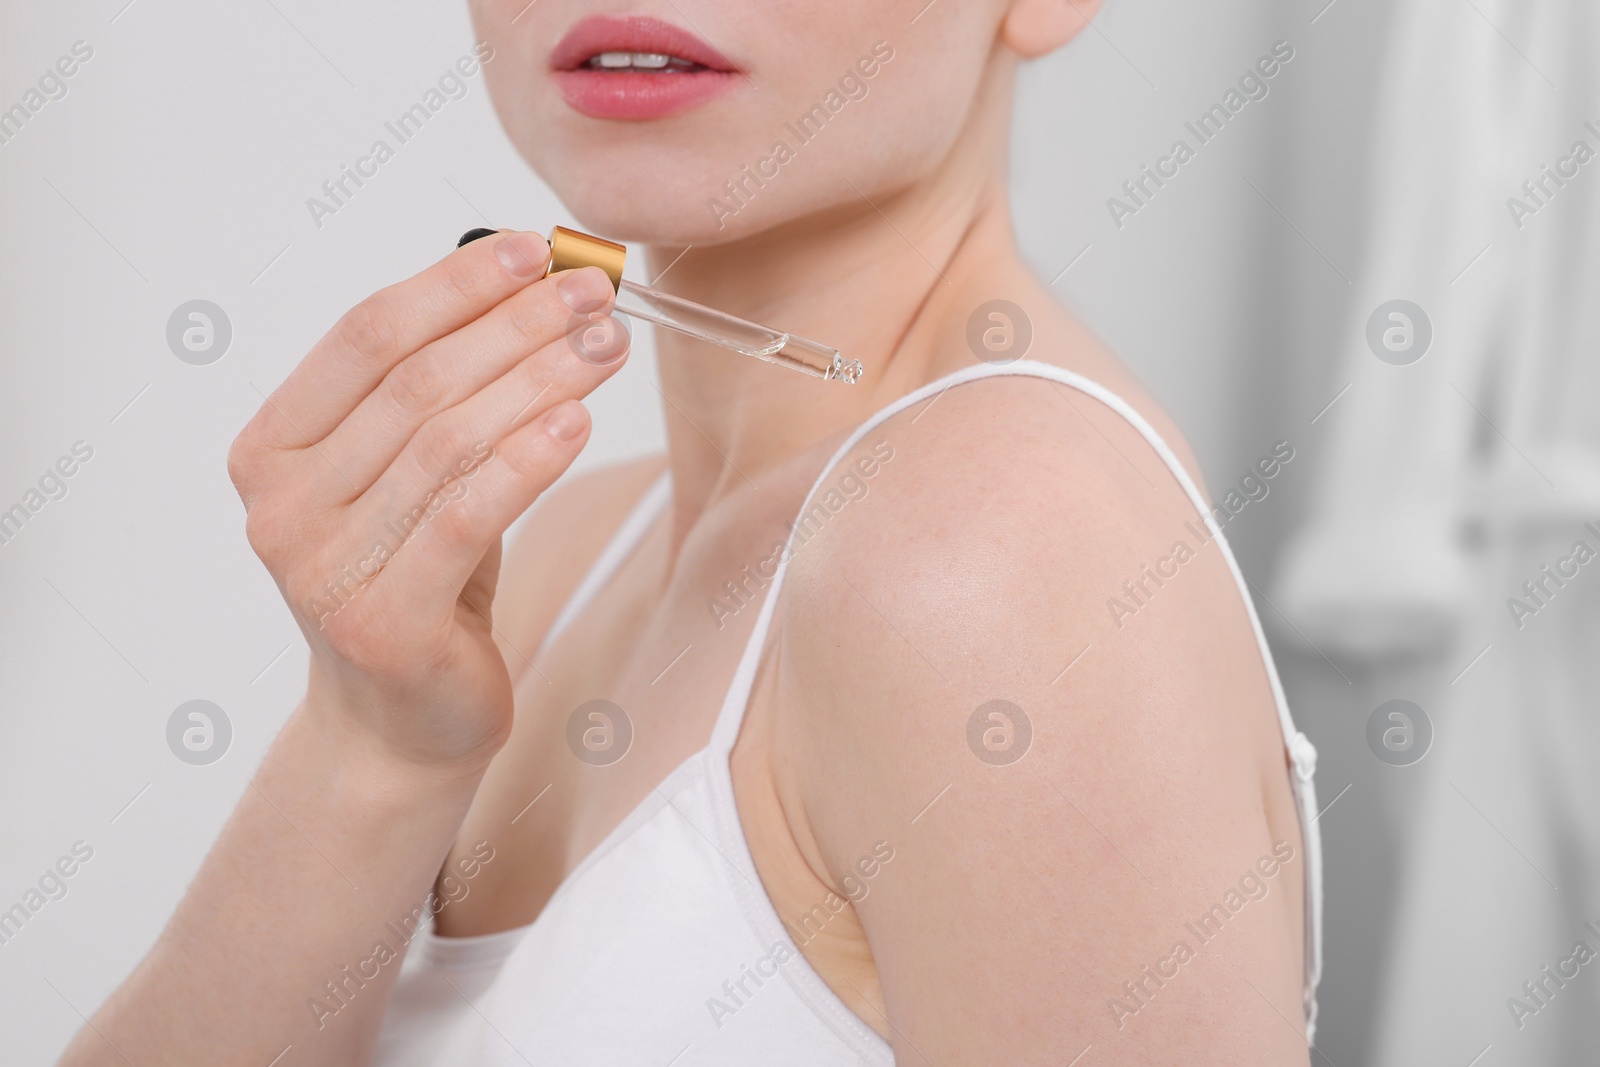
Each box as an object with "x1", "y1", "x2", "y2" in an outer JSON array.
[{"x1": 739, "y1": 333, "x2": 791, "y2": 359}]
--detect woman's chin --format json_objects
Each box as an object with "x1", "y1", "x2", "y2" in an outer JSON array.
[
  {"x1": 537, "y1": 141, "x2": 905, "y2": 248},
  {"x1": 550, "y1": 184, "x2": 767, "y2": 248},
  {"x1": 555, "y1": 203, "x2": 712, "y2": 248}
]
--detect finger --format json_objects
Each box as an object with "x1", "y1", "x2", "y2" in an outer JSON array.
[
  {"x1": 313, "y1": 265, "x2": 617, "y2": 494},
  {"x1": 253, "y1": 230, "x2": 554, "y2": 450},
  {"x1": 289, "y1": 319, "x2": 623, "y2": 636},
  {"x1": 343, "y1": 313, "x2": 628, "y2": 536},
  {"x1": 362, "y1": 400, "x2": 593, "y2": 617}
]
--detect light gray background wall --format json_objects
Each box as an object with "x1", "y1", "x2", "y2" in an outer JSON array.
[{"x1": 2, "y1": 1, "x2": 1436, "y2": 1064}]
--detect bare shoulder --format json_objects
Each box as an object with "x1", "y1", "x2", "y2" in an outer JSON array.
[
  {"x1": 491, "y1": 453, "x2": 666, "y2": 679},
  {"x1": 781, "y1": 371, "x2": 1232, "y2": 705},
  {"x1": 774, "y1": 373, "x2": 1307, "y2": 1059}
]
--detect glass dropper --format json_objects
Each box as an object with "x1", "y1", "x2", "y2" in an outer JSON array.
[
  {"x1": 457, "y1": 226, "x2": 862, "y2": 385},
  {"x1": 613, "y1": 278, "x2": 861, "y2": 384}
]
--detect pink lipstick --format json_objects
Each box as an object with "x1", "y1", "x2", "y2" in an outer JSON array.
[{"x1": 549, "y1": 15, "x2": 741, "y2": 120}]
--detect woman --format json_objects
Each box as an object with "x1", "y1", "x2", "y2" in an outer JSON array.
[{"x1": 62, "y1": 1, "x2": 1321, "y2": 1063}]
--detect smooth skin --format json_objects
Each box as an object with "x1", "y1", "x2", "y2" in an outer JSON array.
[{"x1": 63, "y1": 0, "x2": 1309, "y2": 1064}]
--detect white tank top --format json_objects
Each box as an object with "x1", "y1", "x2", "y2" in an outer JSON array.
[{"x1": 372, "y1": 361, "x2": 1324, "y2": 1064}]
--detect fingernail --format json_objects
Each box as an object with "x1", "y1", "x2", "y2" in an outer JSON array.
[
  {"x1": 545, "y1": 401, "x2": 588, "y2": 441},
  {"x1": 495, "y1": 233, "x2": 549, "y2": 278},
  {"x1": 557, "y1": 267, "x2": 614, "y2": 314},
  {"x1": 570, "y1": 313, "x2": 631, "y2": 366}
]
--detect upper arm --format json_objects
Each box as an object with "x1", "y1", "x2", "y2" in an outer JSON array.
[{"x1": 777, "y1": 378, "x2": 1306, "y2": 1063}]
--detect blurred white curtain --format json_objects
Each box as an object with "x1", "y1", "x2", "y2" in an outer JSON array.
[{"x1": 1271, "y1": 0, "x2": 1600, "y2": 1062}]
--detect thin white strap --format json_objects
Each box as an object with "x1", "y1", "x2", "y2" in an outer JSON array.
[
  {"x1": 538, "y1": 468, "x2": 672, "y2": 656},
  {"x1": 706, "y1": 359, "x2": 1322, "y2": 1032}
]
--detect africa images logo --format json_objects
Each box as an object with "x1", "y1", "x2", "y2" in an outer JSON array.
[
  {"x1": 705, "y1": 41, "x2": 895, "y2": 229},
  {"x1": 1105, "y1": 40, "x2": 1295, "y2": 230},
  {"x1": 305, "y1": 43, "x2": 495, "y2": 229}
]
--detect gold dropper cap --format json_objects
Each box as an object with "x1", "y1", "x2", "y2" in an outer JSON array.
[{"x1": 547, "y1": 226, "x2": 626, "y2": 291}]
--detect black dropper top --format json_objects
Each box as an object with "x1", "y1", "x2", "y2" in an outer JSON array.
[{"x1": 457, "y1": 227, "x2": 498, "y2": 248}]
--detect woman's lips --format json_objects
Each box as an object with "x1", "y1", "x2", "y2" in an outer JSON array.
[
  {"x1": 553, "y1": 68, "x2": 736, "y2": 120},
  {"x1": 549, "y1": 15, "x2": 740, "y2": 120}
]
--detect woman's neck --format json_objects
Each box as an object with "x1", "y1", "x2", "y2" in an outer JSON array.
[{"x1": 641, "y1": 69, "x2": 1022, "y2": 529}]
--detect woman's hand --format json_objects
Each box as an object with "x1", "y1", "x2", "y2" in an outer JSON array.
[
  {"x1": 227, "y1": 231, "x2": 629, "y2": 772},
  {"x1": 57, "y1": 233, "x2": 631, "y2": 1067}
]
